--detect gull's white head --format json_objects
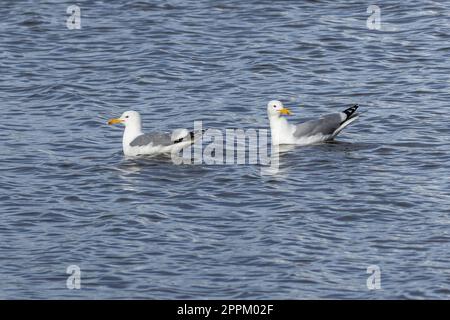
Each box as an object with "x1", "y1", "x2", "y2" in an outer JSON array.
[
  {"x1": 108, "y1": 110, "x2": 142, "y2": 127},
  {"x1": 267, "y1": 100, "x2": 292, "y2": 118}
]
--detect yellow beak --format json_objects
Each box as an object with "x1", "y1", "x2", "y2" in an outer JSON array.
[
  {"x1": 279, "y1": 108, "x2": 292, "y2": 115},
  {"x1": 108, "y1": 118, "x2": 123, "y2": 125}
]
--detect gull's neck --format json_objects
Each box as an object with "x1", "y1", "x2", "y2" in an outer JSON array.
[
  {"x1": 123, "y1": 122, "x2": 143, "y2": 151},
  {"x1": 269, "y1": 115, "x2": 293, "y2": 145}
]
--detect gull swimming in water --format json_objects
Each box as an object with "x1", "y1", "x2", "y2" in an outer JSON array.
[
  {"x1": 267, "y1": 100, "x2": 359, "y2": 146},
  {"x1": 108, "y1": 111, "x2": 198, "y2": 156}
]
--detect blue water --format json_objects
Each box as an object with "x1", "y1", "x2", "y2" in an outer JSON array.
[{"x1": 1, "y1": 0, "x2": 449, "y2": 299}]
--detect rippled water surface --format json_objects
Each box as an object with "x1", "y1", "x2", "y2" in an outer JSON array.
[{"x1": 1, "y1": 0, "x2": 450, "y2": 299}]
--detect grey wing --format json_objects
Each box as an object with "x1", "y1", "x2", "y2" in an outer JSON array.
[
  {"x1": 129, "y1": 132, "x2": 173, "y2": 147},
  {"x1": 293, "y1": 113, "x2": 344, "y2": 138}
]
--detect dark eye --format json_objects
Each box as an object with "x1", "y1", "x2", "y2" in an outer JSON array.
[
  {"x1": 125, "y1": 116, "x2": 129, "y2": 118},
  {"x1": 273, "y1": 105, "x2": 276, "y2": 108}
]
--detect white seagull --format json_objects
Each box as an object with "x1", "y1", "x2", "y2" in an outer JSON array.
[
  {"x1": 267, "y1": 100, "x2": 360, "y2": 146},
  {"x1": 108, "y1": 111, "x2": 197, "y2": 156}
]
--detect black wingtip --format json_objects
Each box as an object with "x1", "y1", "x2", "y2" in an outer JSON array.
[
  {"x1": 343, "y1": 104, "x2": 359, "y2": 120},
  {"x1": 174, "y1": 130, "x2": 205, "y2": 144}
]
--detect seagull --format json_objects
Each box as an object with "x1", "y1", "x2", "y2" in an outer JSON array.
[
  {"x1": 267, "y1": 100, "x2": 359, "y2": 146},
  {"x1": 108, "y1": 111, "x2": 198, "y2": 156}
]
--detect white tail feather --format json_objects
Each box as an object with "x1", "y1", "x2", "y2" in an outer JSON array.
[{"x1": 332, "y1": 115, "x2": 359, "y2": 138}]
